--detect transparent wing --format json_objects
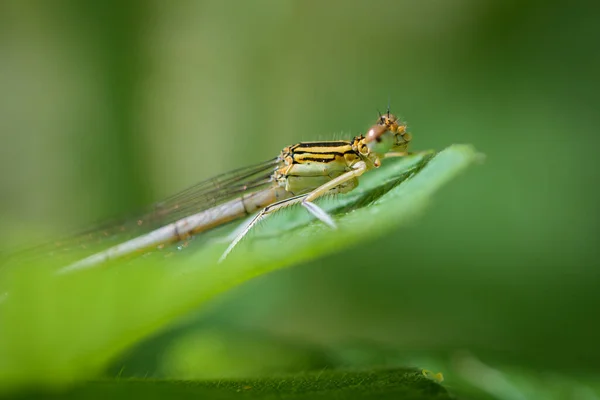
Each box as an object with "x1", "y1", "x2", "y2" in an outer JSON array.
[
  {"x1": 15, "y1": 157, "x2": 282, "y2": 263},
  {"x1": 133, "y1": 156, "x2": 281, "y2": 229}
]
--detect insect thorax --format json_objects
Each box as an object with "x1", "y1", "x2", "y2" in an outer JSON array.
[{"x1": 274, "y1": 140, "x2": 364, "y2": 195}]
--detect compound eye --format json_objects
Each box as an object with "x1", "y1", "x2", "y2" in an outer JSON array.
[
  {"x1": 365, "y1": 124, "x2": 387, "y2": 143},
  {"x1": 367, "y1": 129, "x2": 395, "y2": 154}
]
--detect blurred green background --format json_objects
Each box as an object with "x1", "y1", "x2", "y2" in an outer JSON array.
[{"x1": 1, "y1": 0, "x2": 599, "y2": 392}]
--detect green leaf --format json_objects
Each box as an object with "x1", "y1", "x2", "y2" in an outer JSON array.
[
  {"x1": 0, "y1": 144, "x2": 480, "y2": 391},
  {"x1": 0, "y1": 368, "x2": 451, "y2": 400}
]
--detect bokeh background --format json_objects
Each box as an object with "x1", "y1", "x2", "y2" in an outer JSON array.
[{"x1": 1, "y1": 0, "x2": 599, "y2": 393}]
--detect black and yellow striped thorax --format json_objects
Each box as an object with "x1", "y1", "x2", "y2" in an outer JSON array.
[
  {"x1": 274, "y1": 138, "x2": 368, "y2": 195},
  {"x1": 286, "y1": 140, "x2": 360, "y2": 164}
]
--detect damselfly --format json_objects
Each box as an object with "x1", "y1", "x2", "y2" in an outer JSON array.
[{"x1": 58, "y1": 110, "x2": 414, "y2": 273}]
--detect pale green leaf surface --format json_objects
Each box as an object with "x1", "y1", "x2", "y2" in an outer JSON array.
[{"x1": 0, "y1": 144, "x2": 479, "y2": 390}]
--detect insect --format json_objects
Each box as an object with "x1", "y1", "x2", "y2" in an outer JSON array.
[{"x1": 59, "y1": 110, "x2": 413, "y2": 273}]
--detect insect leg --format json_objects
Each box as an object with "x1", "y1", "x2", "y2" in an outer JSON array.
[
  {"x1": 383, "y1": 149, "x2": 435, "y2": 159},
  {"x1": 219, "y1": 161, "x2": 368, "y2": 262},
  {"x1": 218, "y1": 194, "x2": 308, "y2": 262},
  {"x1": 300, "y1": 161, "x2": 368, "y2": 228}
]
